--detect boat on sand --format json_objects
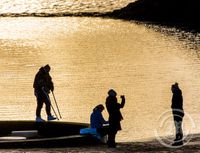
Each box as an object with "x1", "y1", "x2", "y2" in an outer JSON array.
[{"x1": 0, "y1": 120, "x2": 101, "y2": 148}]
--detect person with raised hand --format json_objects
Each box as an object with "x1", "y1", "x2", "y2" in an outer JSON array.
[{"x1": 105, "y1": 89, "x2": 125, "y2": 148}]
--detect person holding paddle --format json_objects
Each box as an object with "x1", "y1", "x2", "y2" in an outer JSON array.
[{"x1": 33, "y1": 64, "x2": 57, "y2": 122}]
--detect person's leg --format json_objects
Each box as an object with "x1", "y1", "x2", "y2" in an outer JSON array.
[
  {"x1": 36, "y1": 96, "x2": 44, "y2": 117},
  {"x1": 97, "y1": 126, "x2": 109, "y2": 137},
  {"x1": 174, "y1": 120, "x2": 179, "y2": 140},
  {"x1": 180, "y1": 121, "x2": 183, "y2": 139},
  {"x1": 178, "y1": 112, "x2": 184, "y2": 140},
  {"x1": 172, "y1": 110, "x2": 184, "y2": 145},
  {"x1": 35, "y1": 94, "x2": 45, "y2": 122},
  {"x1": 108, "y1": 130, "x2": 117, "y2": 147},
  {"x1": 177, "y1": 121, "x2": 183, "y2": 139},
  {"x1": 172, "y1": 121, "x2": 183, "y2": 146},
  {"x1": 44, "y1": 94, "x2": 51, "y2": 116},
  {"x1": 174, "y1": 111, "x2": 184, "y2": 139},
  {"x1": 44, "y1": 94, "x2": 57, "y2": 120}
]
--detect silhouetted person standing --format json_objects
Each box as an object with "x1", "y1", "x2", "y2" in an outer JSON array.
[
  {"x1": 33, "y1": 64, "x2": 56, "y2": 122},
  {"x1": 106, "y1": 89, "x2": 125, "y2": 148},
  {"x1": 171, "y1": 82, "x2": 184, "y2": 146}
]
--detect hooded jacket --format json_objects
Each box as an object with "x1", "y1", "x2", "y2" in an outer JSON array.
[{"x1": 33, "y1": 67, "x2": 54, "y2": 94}]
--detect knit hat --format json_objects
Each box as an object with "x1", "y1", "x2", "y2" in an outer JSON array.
[{"x1": 108, "y1": 89, "x2": 117, "y2": 97}]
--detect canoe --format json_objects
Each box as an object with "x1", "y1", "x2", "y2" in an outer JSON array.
[{"x1": 0, "y1": 120, "x2": 101, "y2": 148}]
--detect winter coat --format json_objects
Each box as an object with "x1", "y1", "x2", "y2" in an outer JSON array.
[
  {"x1": 33, "y1": 67, "x2": 54, "y2": 94},
  {"x1": 90, "y1": 109, "x2": 108, "y2": 128},
  {"x1": 171, "y1": 88, "x2": 183, "y2": 110},
  {"x1": 106, "y1": 96, "x2": 125, "y2": 131},
  {"x1": 171, "y1": 87, "x2": 184, "y2": 121}
]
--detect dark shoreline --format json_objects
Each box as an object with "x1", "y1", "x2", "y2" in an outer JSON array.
[
  {"x1": 1, "y1": 0, "x2": 199, "y2": 33},
  {"x1": 105, "y1": 0, "x2": 200, "y2": 33}
]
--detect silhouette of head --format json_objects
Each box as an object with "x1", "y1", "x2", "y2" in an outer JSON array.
[
  {"x1": 108, "y1": 89, "x2": 117, "y2": 97},
  {"x1": 94, "y1": 104, "x2": 104, "y2": 112},
  {"x1": 174, "y1": 82, "x2": 179, "y2": 88},
  {"x1": 44, "y1": 64, "x2": 51, "y2": 73},
  {"x1": 171, "y1": 82, "x2": 179, "y2": 93}
]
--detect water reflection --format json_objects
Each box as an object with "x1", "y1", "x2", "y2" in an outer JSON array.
[
  {"x1": 0, "y1": 0, "x2": 135, "y2": 14},
  {"x1": 0, "y1": 17, "x2": 200, "y2": 142},
  {"x1": 145, "y1": 23, "x2": 200, "y2": 51}
]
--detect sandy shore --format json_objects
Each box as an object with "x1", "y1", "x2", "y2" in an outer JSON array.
[{"x1": 1, "y1": 134, "x2": 200, "y2": 153}]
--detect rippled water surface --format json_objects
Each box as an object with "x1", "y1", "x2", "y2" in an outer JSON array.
[
  {"x1": 0, "y1": 0, "x2": 135, "y2": 15},
  {"x1": 0, "y1": 17, "x2": 200, "y2": 142}
]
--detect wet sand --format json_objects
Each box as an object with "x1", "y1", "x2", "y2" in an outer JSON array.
[{"x1": 1, "y1": 134, "x2": 200, "y2": 153}]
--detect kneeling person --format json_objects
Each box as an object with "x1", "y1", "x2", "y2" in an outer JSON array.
[{"x1": 90, "y1": 104, "x2": 109, "y2": 137}]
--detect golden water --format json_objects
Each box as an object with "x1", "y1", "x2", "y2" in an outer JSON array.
[
  {"x1": 0, "y1": 0, "x2": 135, "y2": 14},
  {"x1": 0, "y1": 17, "x2": 200, "y2": 142}
]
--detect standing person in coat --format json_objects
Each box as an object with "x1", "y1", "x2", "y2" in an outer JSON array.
[
  {"x1": 105, "y1": 89, "x2": 125, "y2": 148},
  {"x1": 171, "y1": 82, "x2": 184, "y2": 146},
  {"x1": 33, "y1": 64, "x2": 56, "y2": 122}
]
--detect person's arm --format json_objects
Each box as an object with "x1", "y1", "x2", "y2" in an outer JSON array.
[
  {"x1": 99, "y1": 111, "x2": 108, "y2": 125},
  {"x1": 46, "y1": 74, "x2": 54, "y2": 91},
  {"x1": 33, "y1": 72, "x2": 44, "y2": 89},
  {"x1": 120, "y1": 95, "x2": 125, "y2": 108}
]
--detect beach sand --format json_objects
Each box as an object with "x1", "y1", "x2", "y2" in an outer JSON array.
[{"x1": 1, "y1": 134, "x2": 200, "y2": 153}]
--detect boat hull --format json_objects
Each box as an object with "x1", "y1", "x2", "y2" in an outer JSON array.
[{"x1": 0, "y1": 120, "x2": 99, "y2": 148}]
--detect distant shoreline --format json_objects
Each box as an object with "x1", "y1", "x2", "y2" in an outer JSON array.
[
  {"x1": 105, "y1": 0, "x2": 200, "y2": 33},
  {"x1": 1, "y1": 0, "x2": 199, "y2": 32},
  {"x1": 1, "y1": 13, "x2": 199, "y2": 34}
]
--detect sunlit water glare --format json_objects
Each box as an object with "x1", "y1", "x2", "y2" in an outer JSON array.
[
  {"x1": 0, "y1": 0, "x2": 135, "y2": 15},
  {"x1": 0, "y1": 16, "x2": 200, "y2": 142}
]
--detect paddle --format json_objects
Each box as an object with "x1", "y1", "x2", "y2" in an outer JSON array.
[
  {"x1": 50, "y1": 100, "x2": 59, "y2": 120},
  {"x1": 52, "y1": 91, "x2": 62, "y2": 119},
  {"x1": 42, "y1": 87, "x2": 59, "y2": 120}
]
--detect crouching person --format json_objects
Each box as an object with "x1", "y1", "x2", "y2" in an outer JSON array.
[
  {"x1": 80, "y1": 104, "x2": 109, "y2": 142},
  {"x1": 90, "y1": 104, "x2": 109, "y2": 140}
]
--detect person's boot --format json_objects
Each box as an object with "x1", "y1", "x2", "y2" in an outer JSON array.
[
  {"x1": 36, "y1": 117, "x2": 45, "y2": 122},
  {"x1": 107, "y1": 140, "x2": 116, "y2": 148},
  {"x1": 172, "y1": 133, "x2": 183, "y2": 146},
  {"x1": 47, "y1": 115, "x2": 57, "y2": 121},
  {"x1": 172, "y1": 140, "x2": 183, "y2": 146}
]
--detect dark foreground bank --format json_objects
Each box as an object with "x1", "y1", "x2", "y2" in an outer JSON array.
[{"x1": 1, "y1": 133, "x2": 200, "y2": 152}]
